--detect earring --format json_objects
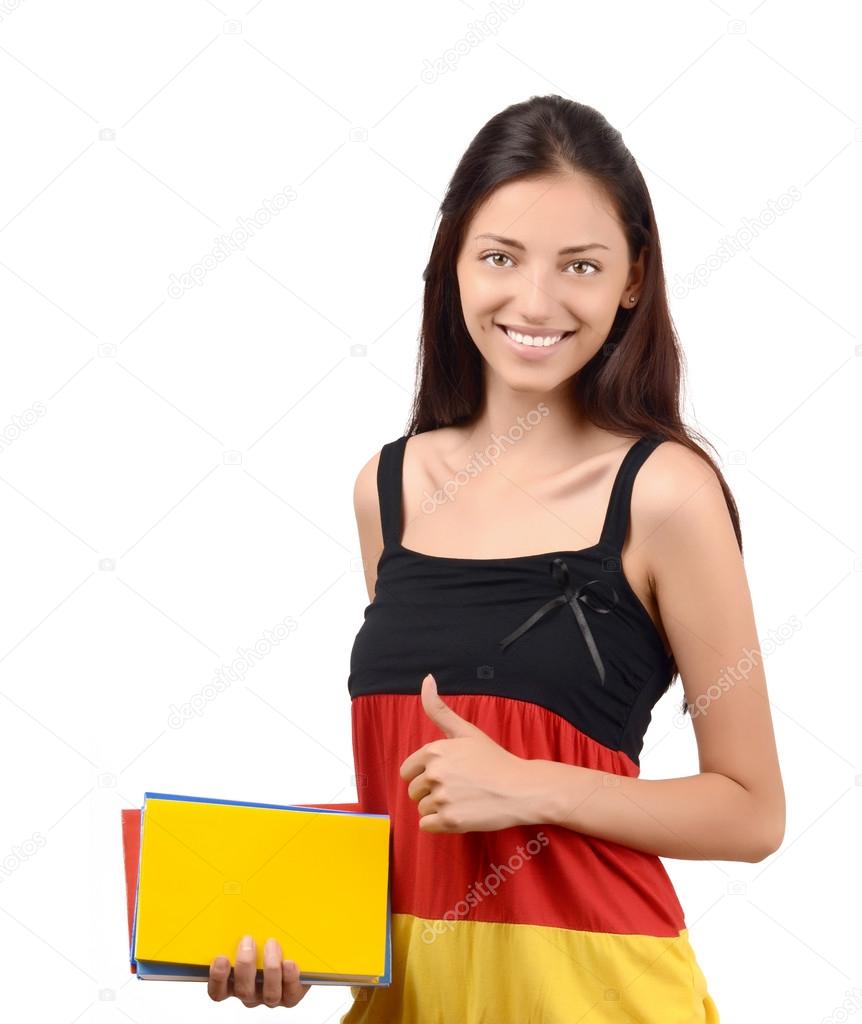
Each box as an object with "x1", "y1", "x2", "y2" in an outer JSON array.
[{"x1": 628, "y1": 295, "x2": 637, "y2": 305}]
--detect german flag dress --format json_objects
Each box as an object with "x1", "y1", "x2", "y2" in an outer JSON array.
[{"x1": 342, "y1": 433, "x2": 720, "y2": 1023}]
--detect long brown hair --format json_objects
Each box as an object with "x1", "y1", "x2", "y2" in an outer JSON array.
[{"x1": 404, "y1": 94, "x2": 742, "y2": 715}]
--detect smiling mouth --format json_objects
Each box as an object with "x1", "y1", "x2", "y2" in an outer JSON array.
[{"x1": 496, "y1": 324, "x2": 576, "y2": 348}]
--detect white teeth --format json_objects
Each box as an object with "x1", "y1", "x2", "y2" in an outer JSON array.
[{"x1": 503, "y1": 326, "x2": 569, "y2": 347}]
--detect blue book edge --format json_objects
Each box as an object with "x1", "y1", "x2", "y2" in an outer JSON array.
[{"x1": 143, "y1": 790, "x2": 388, "y2": 817}]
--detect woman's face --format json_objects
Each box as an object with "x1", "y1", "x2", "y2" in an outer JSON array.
[{"x1": 455, "y1": 172, "x2": 644, "y2": 389}]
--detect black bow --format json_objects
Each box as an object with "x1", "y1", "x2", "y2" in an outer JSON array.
[{"x1": 498, "y1": 557, "x2": 619, "y2": 686}]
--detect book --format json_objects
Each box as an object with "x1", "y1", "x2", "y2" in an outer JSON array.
[
  {"x1": 121, "y1": 808, "x2": 141, "y2": 974},
  {"x1": 120, "y1": 801, "x2": 365, "y2": 976},
  {"x1": 123, "y1": 792, "x2": 390, "y2": 986}
]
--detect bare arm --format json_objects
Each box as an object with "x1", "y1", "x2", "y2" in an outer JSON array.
[
  {"x1": 525, "y1": 442, "x2": 786, "y2": 863},
  {"x1": 353, "y1": 447, "x2": 384, "y2": 604}
]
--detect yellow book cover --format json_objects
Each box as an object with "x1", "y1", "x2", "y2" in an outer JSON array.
[{"x1": 131, "y1": 792, "x2": 391, "y2": 985}]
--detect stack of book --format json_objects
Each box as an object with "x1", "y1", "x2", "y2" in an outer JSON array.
[{"x1": 121, "y1": 791, "x2": 391, "y2": 986}]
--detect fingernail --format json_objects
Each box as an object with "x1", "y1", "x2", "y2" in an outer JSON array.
[
  {"x1": 240, "y1": 934, "x2": 253, "y2": 951},
  {"x1": 264, "y1": 938, "x2": 276, "y2": 956}
]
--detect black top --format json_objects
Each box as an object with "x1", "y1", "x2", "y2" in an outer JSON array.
[{"x1": 348, "y1": 432, "x2": 675, "y2": 766}]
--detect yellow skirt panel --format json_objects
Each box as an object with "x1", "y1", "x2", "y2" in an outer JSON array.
[{"x1": 342, "y1": 912, "x2": 719, "y2": 1024}]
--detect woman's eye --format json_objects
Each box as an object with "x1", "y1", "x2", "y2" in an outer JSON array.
[
  {"x1": 480, "y1": 252, "x2": 599, "y2": 275},
  {"x1": 567, "y1": 260, "x2": 598, "y2": 276},
  {"x1": 481, "y1": 251, "x2": 514, "y2": 268}
]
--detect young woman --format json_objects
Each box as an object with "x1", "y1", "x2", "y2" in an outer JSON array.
[{"x1": 208, "y1": 94, "x2": 785, "y2": 1021}]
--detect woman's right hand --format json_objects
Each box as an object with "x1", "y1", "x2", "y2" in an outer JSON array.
[{"x1": 208, "y1": 934, "x2": 312, "y2": 1008}]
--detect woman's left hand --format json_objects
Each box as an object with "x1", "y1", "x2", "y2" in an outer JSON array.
[{"x1": 398, "y1": 672, "x2": 541, "y2": 833}]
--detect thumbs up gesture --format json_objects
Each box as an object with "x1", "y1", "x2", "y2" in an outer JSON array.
[{"x1": 398, "y1": 673, "x2": 541, "y2": 834}]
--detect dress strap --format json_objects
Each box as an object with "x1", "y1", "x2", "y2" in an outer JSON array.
[
  {"x1": 598, "y1": 433, "x2": 667, "y2": 553},
  {"x1": 377, "y1": 434, "x2": 408, "y2": 546}
]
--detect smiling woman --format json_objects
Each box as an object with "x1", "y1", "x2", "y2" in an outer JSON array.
[
  {"x1": 455, "y1": 167, "x2": 648, "y2": 384},
  {"x1": 337, "y1": 94, "x2": 784, "y2": 1024},
  {"x1": 475, "y1": 231, "x2": 615, "y2": 352}
]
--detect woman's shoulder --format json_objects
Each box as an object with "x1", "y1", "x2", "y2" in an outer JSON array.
[
  {"x1": 352, "y1": 427, "x2": 446, "y2": 511},
  {"x1": 404, "y1": 424, "x2": 463, "y2": 451},
  {"x1": 638, "y1": 437, "x2": 722, "y2": 507},
  {"x1": 632, "y1": 437, "x2": 733, "y2": 563}
]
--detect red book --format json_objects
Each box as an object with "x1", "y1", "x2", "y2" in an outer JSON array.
[{"x1": 121, "y1": 809, "x2": 141, "y2": 973}]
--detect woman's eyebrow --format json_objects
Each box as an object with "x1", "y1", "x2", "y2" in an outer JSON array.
[{"x1": 474, "y1": 233, "x2": 609, "y2": 255}]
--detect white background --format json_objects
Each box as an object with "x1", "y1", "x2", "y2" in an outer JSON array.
[{"x1": 0, "y1": 0, "x2": 859, "y2": 1021}]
